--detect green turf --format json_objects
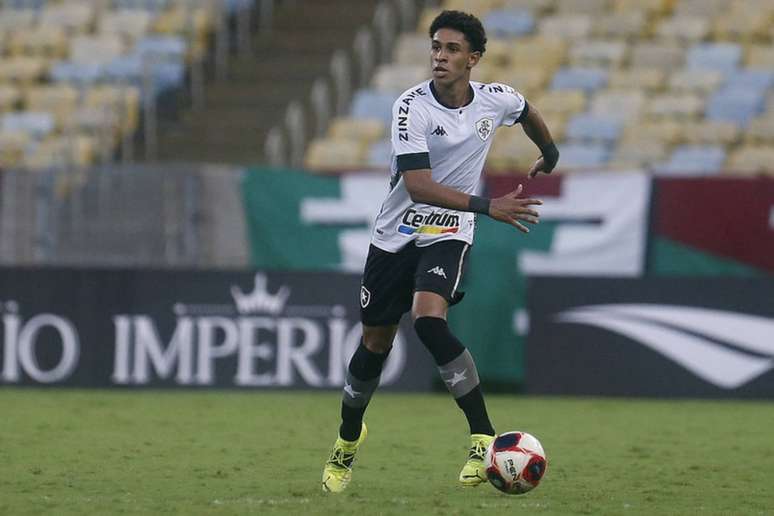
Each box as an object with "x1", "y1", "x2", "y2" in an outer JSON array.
[{"x1": 2, "y1": 389, "x2": 773, "y2": 515}]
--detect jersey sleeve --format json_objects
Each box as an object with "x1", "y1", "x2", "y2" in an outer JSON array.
[
  {"x1": 496, "y1": 83, "x2": 529, "y2": 127},
  {"x1": 391, "y1": 94, "x2": 431, "y2": 171}
]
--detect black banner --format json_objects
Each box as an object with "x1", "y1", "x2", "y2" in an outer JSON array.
[
  {"x1": 0, "y1": 268, "x2": 436, "y2": 390},
  {"x1": 526, "y1": 278, "x2": 774, "y2": 398}
]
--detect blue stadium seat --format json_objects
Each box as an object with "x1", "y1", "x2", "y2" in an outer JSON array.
[
  {"x1": 483, "y1": 9, "x2": 534, "y2": 38},
  {"x1": 655, "y1": 145, "x2": 726, "y2": 175},
  {"x1": 706, "y1": 88, "x2": 766, "y2": 126},
  {"x1": 722, "y1": 70, "x2": 774, "y2": 95},
  {"x1": 555, "y1": 142, "x2": 609, "y2": 169},
  {"x1": 686, "y1": 43, "x2": 742, "y2": 73},
  {"x1": 135, "y1": 36, "x2": 187, "y2": 63},
  {"x1": 550, "y1": 68, "x2": 608, "y2": 94},
  {"x1": 1, "y1": 111, "x2": 55, "y2": 138},
  {"x1": 566, "y1": 113, "x2": 623, "y2": 144},
  {"x1": 350, "y1": 89, "x2": 395, "y2": 128},
  {"x1": 50, "y1": 61, "x2": 103, "y2": 85},
  {"x1": 367, "y1": 139, "x2": 392, "y2": 168}
]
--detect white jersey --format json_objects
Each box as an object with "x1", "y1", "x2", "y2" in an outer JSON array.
[{"x1": 371, "y1": 79, "x2": 528, "y2": 252}]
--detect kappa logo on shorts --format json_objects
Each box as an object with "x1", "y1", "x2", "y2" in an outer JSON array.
[
  {"x1": 427, "y1": 266, "x2": 447, "y2": 279},
  {"x1": 475, "y1": 117, "x2": 494, "y2": 141},
  {"x1": 360, "y1": 286, "x2": 371, "y2": 308}
]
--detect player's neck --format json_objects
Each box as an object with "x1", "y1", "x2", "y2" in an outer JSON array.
[{"x1": 430, "y1": 77, "x2": 473, "y2": 109}]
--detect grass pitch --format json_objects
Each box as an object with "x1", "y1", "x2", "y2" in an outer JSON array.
[{"x1": 2, "y1": 389, "x2": 773, "y2": 515}]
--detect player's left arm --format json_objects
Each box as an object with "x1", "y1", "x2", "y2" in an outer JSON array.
[{"x1": 520, "y1": 104, "x2": 559, "y2": 178}]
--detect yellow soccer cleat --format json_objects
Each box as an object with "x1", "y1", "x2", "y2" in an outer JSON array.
[
  {"x1": 459, "y1": 433, "x2": 495, "y2": 486},
  {"x1": 321, "y1": 423, "x2": 368, "y2": 493}
]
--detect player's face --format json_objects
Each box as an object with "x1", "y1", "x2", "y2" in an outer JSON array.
[{"x1": 431, "y1": 28, "x2": 480, "y2": 85}]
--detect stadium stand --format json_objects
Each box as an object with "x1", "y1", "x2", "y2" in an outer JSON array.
[{"x1": 298, "y1": 0, "x2": 774, "y2": 175}]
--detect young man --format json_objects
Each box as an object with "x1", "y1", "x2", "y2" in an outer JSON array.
[{"x1": 322, "y1": 10, "x2": 559, "y2": 492}]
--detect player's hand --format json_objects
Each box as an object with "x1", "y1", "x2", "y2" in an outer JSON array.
[
  {"x1": 527, "y1": 157, "x2": 551, "y2": 178},
  {"x1": 488, "y1": 184, "x2": 542, "y2": 233}
]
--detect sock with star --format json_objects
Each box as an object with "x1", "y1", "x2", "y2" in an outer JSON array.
[
  {"x1": 339, "y1": 340, "x2": 390, "y2": 442},
  {"x1": 414, "y1": 316, "x2": 495, "y2": 436}
]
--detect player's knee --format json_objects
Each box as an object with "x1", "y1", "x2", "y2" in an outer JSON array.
[
  {"x1": 414, "y1": 316, "x2": 465, "y2": 365},
  {"x1": 362, "y1": 336, "x2": 393, "y2": 354}
]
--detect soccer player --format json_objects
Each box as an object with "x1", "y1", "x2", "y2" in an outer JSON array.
[{"x1": 322, "y1": 10, "x2": 559, "y2": 492}]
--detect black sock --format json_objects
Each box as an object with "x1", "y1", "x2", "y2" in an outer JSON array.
[
  {"x1": 339, "y1": 342, "x2": 389, "y2": 441},
  {"x1": 455, "y1": 385, "x2": 495, "y2": 436},
  {"x1": 414, "y1": 317, "x2": 495, "y2": 437}
]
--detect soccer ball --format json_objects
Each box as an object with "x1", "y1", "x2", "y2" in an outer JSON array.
[{"x1": 484, "y1": 431, "x2": 547, "y2": 495}]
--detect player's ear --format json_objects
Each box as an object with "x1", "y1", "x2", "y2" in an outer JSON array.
[{"x1": 468, "y1": 51, "x2": 481, "y2": 69}]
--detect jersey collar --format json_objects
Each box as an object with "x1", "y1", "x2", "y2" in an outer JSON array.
[{"x1": 428, "y1": 80, "x2": 476, "y2": 111}]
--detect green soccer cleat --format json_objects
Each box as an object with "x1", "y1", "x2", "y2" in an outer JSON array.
[
  {"x1": 459, "y1": 433, "x2": 495, "y2": 486},
  {"x1": 321, "y1": 423, "x2": 368, "y2": 493}
]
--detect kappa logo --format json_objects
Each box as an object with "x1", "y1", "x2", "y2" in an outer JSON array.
[
  {"x1": 475, "y1": 117, "x2": 494, "y2": 141},
  {"x1": 427, "y1": 266, "x2": 447, "y2": 278},
  {"x1": 431, "y1": 125, "x2": 448, "y2": 136},
  {"x1": 360, "y1": 286, "x2": 371, "y2": 308},
  {"x1": 555, "y1": 304, "x2": 774, "y2": 389}
]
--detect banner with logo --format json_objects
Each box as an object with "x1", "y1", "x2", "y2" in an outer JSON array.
[
  {"x1": 526, "y1": 278, "x2": 774, "y2": 398},
  {"x1": 0, "y1": 268, "x2": 436, "y2": 390}
]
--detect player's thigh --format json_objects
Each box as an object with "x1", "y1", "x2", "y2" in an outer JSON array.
[
  {"x1": 413, "y1": 240, "x2": 470, "y2": 310},
  {"x1": 360, "y1": 244, "x2": 417, "y2": 327}
]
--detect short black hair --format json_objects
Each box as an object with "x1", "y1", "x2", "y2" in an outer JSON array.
[{"x1": 429, "y1": 10, "x2": 487, "y2": 55}]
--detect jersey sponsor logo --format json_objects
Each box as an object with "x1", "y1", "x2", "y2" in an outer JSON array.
[
  {"x1": 427, "y1": 266, "x2": 447, "y2": 279},
  {"x1": 431, "y1": 125, "x2": 447, "y2": 136},
  {"x1": 397, "y1": 209, "x2": 460, "y2": 235},
  {"x1": 360, "y1": 286, "x2": 371, "y2": 308},
  {"x1": 476, "y1": 117, "x2": 494, "y2": 141},
  {"x1": 396, "y1": 87, "x2": 426, "y2": 142}
]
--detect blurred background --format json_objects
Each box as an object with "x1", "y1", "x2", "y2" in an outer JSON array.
[{"x1": 0, "y1": 0, "x2": 772, "y2": 398}]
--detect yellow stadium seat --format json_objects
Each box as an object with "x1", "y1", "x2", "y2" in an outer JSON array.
[
  {"x1": 608, "y1": 68, "x2": 666, "y2": 92},
  {"x1": 609, "y1": 139, "x2": 668, "y2": 169},
  {"x1": 39, "y1": 2, "x2": 95, "y2": 34},
  {"x1": 417, "y1": 8, "x2": 442, "y2": 34},
  {"x1": 372, "y1": 64, "x2": 428, "y2": 93},
  {"x1": 673, "y1": 0, "x2": 729, "y2": 18},
  {"x1": 712, "y1": 11, "x2": 770, "y2": 42},
  {"x1": 630, "y1": 43, "x2": 686, "y2": 71},
  {"x1": 591, "y1": 12, "x2": 648, "y2": 40},
  {"x1": 304, "y1": 137, "x2": 367, "y2": 171},
  {"x1": 443, "y1": 0, "x2": 501, "y2": 12},
  {"x1": 0, "y1": 129, "x2": 30, "y2": 168},
  {"x1": 494, "y1": 68, "x2": 550, "y2": 99},
  {"x1": 97, "y1": 10, "x2": 155, "y2": 43},
  {"x1": 745, "y1": 117, "x2": 774, "y2": 144},
  {"x1": 484, "y1": 39, "x2": 512, "y2": 67},
  {"x1": 83, "y1": 85, "x2": 140, "y2": 136},
  {"x1": 534, "y1": 90, "x2": 587, "y2": 118},
  {"x1": 394, "y1": 33, "x2": 429, "y2": 65},
  {"x1": 502, "y1": 0, "x2": 556, "y2": 13},
  {"x1": 613, "y1": 0, "x2": 674, "y2": 16},
  {"x1": 538, "y1": 15, "x2": 593, "y2": 41},
  {"x1": 22, "y1": 134, "x2": 97, "y2": 170},
  {"x1": 679, "y1": 120, "x2": 740, "y2": 146},
  {"x1": 668, "y1": 69, "x2": 724, "y2": 94},
  {"x1": 69, "y1": 35, "x2": 125, "y2": 65},
  {"x1": 746, "y1": 45, "x2": 774, "y2": 69},
  {"x1": 555, "y1": 0, "x2": 612, "y2": 15},
  {"x1": 24, "y1": 85, "x2": 80, "y2": 128},
  {"x1": 508, "y1": 37, "x2": 567, "y2": 71},
  {"x1": 645, "y1": 93, "x2": 704, "y2": 120},
  {"x1": 726, "y1": 146, "x2": 774, "y2": 175},
  {"x1": 0, "y1": 57, "x2": 49, "y2": 86},
  {"x1": 8, "y1": 27, "x2": 68, "y2": 59},
  {"x1": 655, "y1": 16, "x2": 710, "y2": 43},
  {"x1": 486, "y1": 127, "x2": 544, "y2": 173},
  {"x1": 569, "y1": 40, "x2": 628, "y2": 68},
  {"x1": 328, "y1": 117, "x2": 385, "y2": 146},
  {"x1": 0, "y1": 84, "x2": 21, "y2": 113},
  {"x1": 622, "y1": 120, "x2": 684, "y2": 146},
  {"x1": 590, "y1": 90, "x2": 645, "y2": 122}
]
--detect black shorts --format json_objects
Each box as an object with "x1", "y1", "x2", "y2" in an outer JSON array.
[{"x1": 360, "y1": 240, "x2": 470, "y2": 326}]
